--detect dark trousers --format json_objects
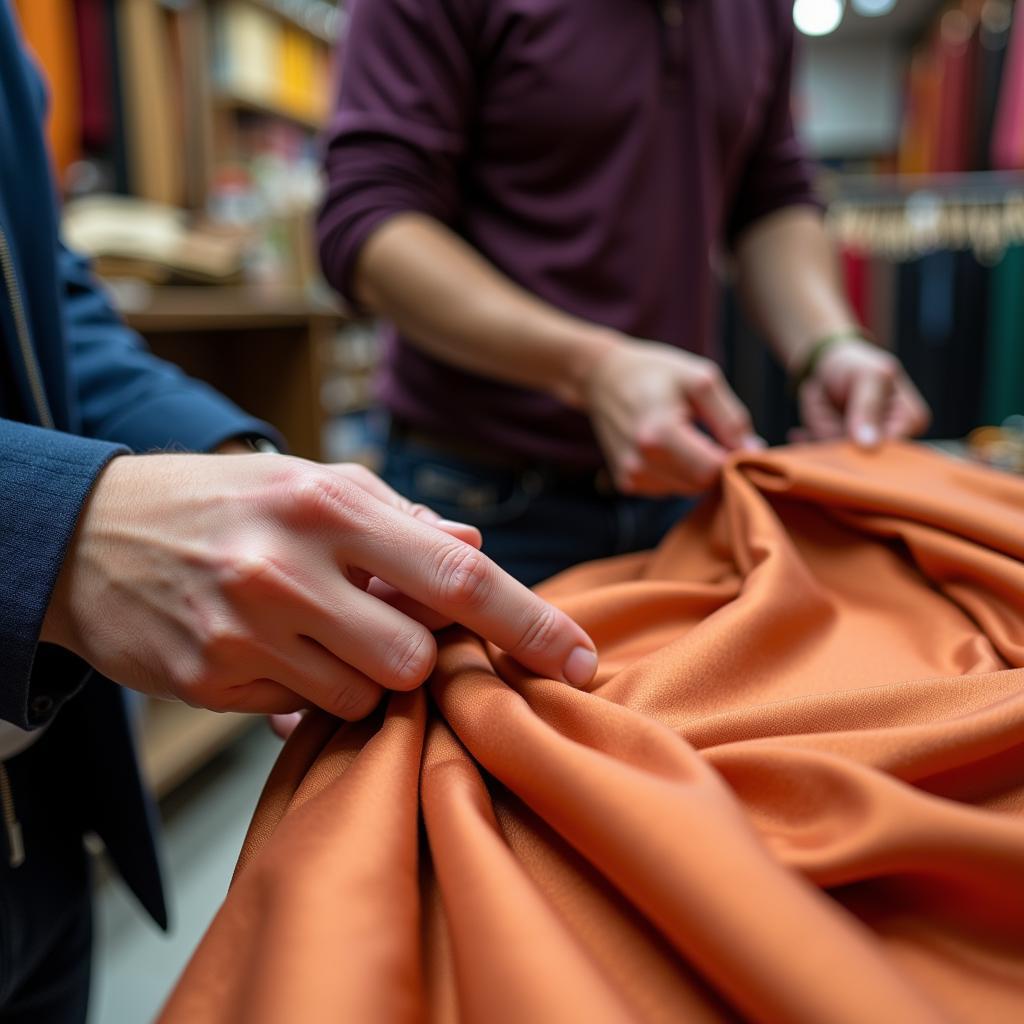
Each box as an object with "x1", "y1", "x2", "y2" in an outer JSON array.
[
  {"x1": 0, "y1": 737, "x2": 92, "y2": 1024},
  {"x1": 382, "y1": 429, "x2": 695, "y2": 588}
]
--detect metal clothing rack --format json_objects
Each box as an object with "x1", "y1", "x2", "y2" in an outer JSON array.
[{"x1": 823, "y1": 172, "x2": 1024, "y2": 258}]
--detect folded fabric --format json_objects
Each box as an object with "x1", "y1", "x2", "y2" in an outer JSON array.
[{"x1": 161, "y1": 443, "x2": 1024, "y2": 1024}]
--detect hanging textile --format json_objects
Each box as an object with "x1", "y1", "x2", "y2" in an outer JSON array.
[{"x1": 161, "y1": 443, "x2": 1024, "y2": 1024}]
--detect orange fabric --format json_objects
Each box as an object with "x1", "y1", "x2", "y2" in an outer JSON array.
[
  {"x1": 161, "y1": 444, "x2": 1024, "y2": 1024},
  {"x1": 12, "y1": 0, "x2": 81, "y2": 180}
]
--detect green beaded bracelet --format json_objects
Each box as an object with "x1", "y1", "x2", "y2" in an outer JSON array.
[{"x1": 789, "y1": 329, "x2": 875, "y2": 395}]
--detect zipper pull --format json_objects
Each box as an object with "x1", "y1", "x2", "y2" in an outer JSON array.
[
  {"x1": 5, "y1": 820, "x2": 24, "y2": 869},
  {"x1": 0, "y1": 764, "x2": 25, "y2": 868}
]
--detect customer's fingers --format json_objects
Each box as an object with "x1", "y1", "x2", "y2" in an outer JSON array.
[
  {"x1": 269, "y1": 711, "x2": 305, "y2": 740},
  {"x1": 304, "y1": 584, "x2": 440, "y2": 692},
  {"x1": 327, "y1": 462, "x2": 482, "y2": 547},
  {"x1": 366, "y1": 577, "x2": 452, "y2": 633},
  {"x1": 271, "y1": 637, "x2": 385, "y2": 721},
  {"x1": 219, "y1": 537, "x2": 440, "y2": 693},
  {"x1": 346, "y1": 510, "x2": 598, "y2": 687}
]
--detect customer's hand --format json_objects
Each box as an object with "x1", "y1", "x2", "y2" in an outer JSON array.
[
  {"x1": 41, "y1": 455, "x2": 599, "y2": 719},
  {"x1": 796, "y1": 338, "x2": 930, "y2": 448},
  {"x1": 582, "y1": 338, "x2": 763, "y2": 495}
]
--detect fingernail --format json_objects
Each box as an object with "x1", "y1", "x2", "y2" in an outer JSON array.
[
  {"x1": 563, "y1": 646, "x2": 598, "y2": 688},
  {"x1": 742, "y1": 435, "x2": 767, "y2": 451},
  {"x1": 437, "y1": 518, "x2": 476, "y2": 533},
  {"x1": 853, "y1": 424, "x2": 880, "y2": 448}
]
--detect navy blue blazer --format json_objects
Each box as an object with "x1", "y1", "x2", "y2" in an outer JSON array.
[{"x1": 0, "y1": 2, "x2": 281, "y2": 926}]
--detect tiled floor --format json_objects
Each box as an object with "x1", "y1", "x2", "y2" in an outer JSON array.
[{"x1": 88, "y1": 725, "x2": 282, "y2": 1024}]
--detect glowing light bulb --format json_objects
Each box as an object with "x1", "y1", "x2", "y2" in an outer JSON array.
[
  {"x1": 852, "y1": 0, "x2": 897, "y2": 16},
  {"x1": 793, "y1": 0, "x2": 845, "y2": 37}
]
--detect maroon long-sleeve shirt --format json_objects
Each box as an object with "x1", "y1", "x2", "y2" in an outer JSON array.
[{"x1": 319, "y1": 0, "x2": 820, "y2": 467}]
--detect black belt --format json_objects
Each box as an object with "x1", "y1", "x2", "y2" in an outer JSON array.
[{"x1": 388, "y1": 419, "x2": 615, "y2": 495}]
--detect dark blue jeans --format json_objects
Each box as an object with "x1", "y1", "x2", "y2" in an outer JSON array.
[{"x1": 382, "y1": 433, "x2": 695, "y2": 588}]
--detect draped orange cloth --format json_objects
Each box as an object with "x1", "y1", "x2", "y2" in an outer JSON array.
[{"x1": 161, "y1": 444, "x2": 1024, "y2": 1023}]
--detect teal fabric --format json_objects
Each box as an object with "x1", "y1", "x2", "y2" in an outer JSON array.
[{"x1": 982, "y1": 245, "x2": 1024, "y2": 425}]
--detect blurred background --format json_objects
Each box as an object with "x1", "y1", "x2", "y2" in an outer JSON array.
[{"x1": 10, "y1": 0, "x2": 1024, "y2": 1019}]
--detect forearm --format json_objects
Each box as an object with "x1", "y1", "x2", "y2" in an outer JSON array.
[
  {"x1": 354, "y1": 213, "x2": 620, "y2": 407},
  {"x1": 734, "y1": 207, "x2": 859, "y2": 374}
]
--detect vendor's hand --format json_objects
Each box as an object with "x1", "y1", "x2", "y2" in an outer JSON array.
[
  {"x1": 796, "y1": 338, "x2": 930, "y2": 448},
  {"x1": 41, "y1": 455, "x2": 599, "y2": 719},
  {"x1": 582, "y1": 337, "x2": 763, "y2": 495}
]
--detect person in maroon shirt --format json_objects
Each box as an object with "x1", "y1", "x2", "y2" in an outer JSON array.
[{"x1": 319, "y1": 0, "x2": 929, "y2": 586}]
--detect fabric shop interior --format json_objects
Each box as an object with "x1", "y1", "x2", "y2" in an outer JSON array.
[{"x1": 3, "y1": 0, "x2": 1024, "y2": 1021}]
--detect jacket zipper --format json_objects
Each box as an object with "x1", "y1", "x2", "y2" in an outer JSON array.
[
  {"x1": 0, "y1": 223, "x2": 54, "y2": 428},
  {"x1": 0, "y1": 224, "x2": 49, "y2": 869},
  {"x1": 0, "y1": 766, "x2": 24, "y2": 868}
]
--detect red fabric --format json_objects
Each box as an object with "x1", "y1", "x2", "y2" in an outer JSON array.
[
  {"x1": 163, "y1": 444, "x2": 1024, "y2": 1023},
  {"x1": 992, "y1": 2, "x2": 1024, "y2": 169},
  {"x1": 841, "y1": 247, "x2": 870, "y2": 329}
]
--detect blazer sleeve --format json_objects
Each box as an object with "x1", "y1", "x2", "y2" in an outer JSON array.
[
  {"x1": 0, "y1": 418, "x2": 125, "y2": 729},
  {"x1": 59, "y1": 244, "x2": 285, "y2": 453}
]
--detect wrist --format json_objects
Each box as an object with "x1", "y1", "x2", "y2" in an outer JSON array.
[
  {"x1": 788, "y1": 327, "x2": 874, "y2": 389},
  {"x1": 554, "y1": 326, "x2": 627, "y2": 409},
  {"x1": 40, "y1": 454, "x2": 128, "y2": 652}
]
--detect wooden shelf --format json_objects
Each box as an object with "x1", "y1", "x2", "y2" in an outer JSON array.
[
  {"x1": 115, "y1": 284, "x2": 345, "y2": 332},
  {"x1": 139, "y1": 700, "x2": 258, "y2": 799},
  {"x1": 244, "y1": 0, "x2": 342, "y2": 45},
  {"x1": 215, "y1": 91, "x2": 326, "y2": 133}
]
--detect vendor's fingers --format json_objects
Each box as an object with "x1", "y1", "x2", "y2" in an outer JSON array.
[
  {"x1": 685, "y1": 364, "x2": 763, "y2": 450},
  {"x1": 883, "y1": 375, "x2": 931, "y2": 439},
  {"x1": 647, "y1": 419, "x2": 728, "y2": 492},
  {"x1": 348, "y1": 512, "x2": 598, "y2": 687},
  {"x1": 846, "y1": 365, "x2": 895, "y2": 449},
  {"x1": 612, "y1": 448, "x2": 699, "y2": 497},
  {"x1": 367, "y1": 577, "x2": 452, "y2": 633},
  {"x1": 799, "y1": 378, "x2": 845, "y2": 441}
]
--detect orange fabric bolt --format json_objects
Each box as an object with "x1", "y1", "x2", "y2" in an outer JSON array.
[{"x1": 160, "y1": 443, "x2": 1024, "y2": 1023}]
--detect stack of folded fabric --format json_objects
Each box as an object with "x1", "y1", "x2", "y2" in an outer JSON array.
[{"x1": 161, "y1": 444, "x2": 1024, "y2": 1024}]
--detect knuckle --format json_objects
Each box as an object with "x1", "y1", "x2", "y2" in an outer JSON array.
[
  {"x1": 614, "y1": 469, "x2": 641, "y2": 495},
  {"x1": 340, "y1": 463, "x2": 375, "y2": 487},
  {"x1": 281, "y1": 470, "x2": 367, "y2": 528},
  {"x1": 689, "y1": 361, "x2": 720, "y2": 393},
  {"x1": 515, "y1": 603, "x2": 560, "y2": 658},
  {"x1": 220, "y1": 548, "x2": 280, "y2": 593},
  {"x1": 196, "y1": 615, "x2": 248, "y2": 662},
  {"x1": 387, "y1": 629, "x2": 436, "y2": 689},
  {"x1": 436, "y1": 544, "x2": 492, "y2": 608}
]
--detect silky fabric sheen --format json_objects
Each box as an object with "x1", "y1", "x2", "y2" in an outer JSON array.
[{"x1": 162, "y1": 444, "x2": 1024, "y2": 1023}]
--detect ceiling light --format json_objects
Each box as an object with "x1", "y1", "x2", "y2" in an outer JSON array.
[
  {"x1": 793, "y1": 0, "x2": 845, "y2": 37},
  {"x1": 852, "y1": 0, "x2": 897, "y2": 16}
]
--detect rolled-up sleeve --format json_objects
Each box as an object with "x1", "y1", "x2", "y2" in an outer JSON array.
[
  {"x1": 726, "y1": 7, "x2": 822, "y2": 247},
  {"x1": 317, "y1": 0, "x2": 477, "y2": 303}
]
